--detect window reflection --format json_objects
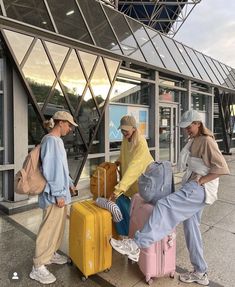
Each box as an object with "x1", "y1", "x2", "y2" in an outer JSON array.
[
  {"x1": 4, "y1": 30, "x2": 33, "y2": 65},
  {"x1": 45, "y1": 41, "x2": 69, "y2": 73},
  {"x1": 46, "y1": 0, "x2": 93, "y2": 44},
  {"x1": 64, "y1": 129, "x2": 87, "y2": 179},
  {"x1": 77, "y1": 88, "x2": 99, "y2": 148},
  {"x1": 77, "y1": 0, "x2": 122, "y2": 54},
  {"x1": 191, "y1": 93, "x2": 209, "y2": 111},
  {"x1": 162, "y1": 36, "x2": 193, "y2": 77},
  {"x1": 194, "y1": 51, "x2": 219, "y2": 84},
  {"x1": 60, "y1": 50, "x2": 86, "y2": 111},
  {"x1": 22, "y1": 40, "x2": 55, "y2": 103},
  {"x1": 151, "y1": 34, "x2": 179, "y2": 73},
  {"x1": 110, "y1": 77, "x2": 151, "y2": 105},
  {"x1": 28, "y1": 104, "x2": 45, "y2": 145},
  {"x1": 78, "y1": 51, "x2": 97, "y2": 79},
  {"x1": 175, "y1": 42, "x2": 201, "y2": 79},
  {"x1": 90, "y1": 58, "x2": 111, "y2": 103},
  {"x1": 4, "y1": 0, "x2": 54, "y2": 31},
  {"x1": 47, "y1": 84, "x2": 70, "y2": 110},
  {"x1": 184, "y1": 46, "x2": 211, "y2": 82},
  {"x1": 80, "y1": 157, "x2": 105, "y2": 181},
  {"x1": 103, "y1": 5, "x2": 145, "y2": 61},
  {"x1": 204, "y1": 55, "x2": 224, "y2": 85}
]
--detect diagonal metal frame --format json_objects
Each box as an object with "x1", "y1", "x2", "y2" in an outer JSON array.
[{"x1": 114, "y1": 0, "x2": 201, "y2": 37}]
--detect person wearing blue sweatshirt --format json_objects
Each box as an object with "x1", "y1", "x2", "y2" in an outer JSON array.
[{"x1": 29, "y1": 111, "x2": 78, "y2": 285}]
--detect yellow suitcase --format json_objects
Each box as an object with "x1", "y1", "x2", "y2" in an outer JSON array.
[{"x1": 69, "y1": 200, "x2": 112, "y2": 280}]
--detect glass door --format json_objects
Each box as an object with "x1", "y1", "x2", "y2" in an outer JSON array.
[{"x1": 159, "y1": 104, "x2": 178, "y2": 164}]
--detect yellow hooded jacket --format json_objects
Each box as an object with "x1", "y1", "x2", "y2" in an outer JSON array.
[{"x1": 114, "y1": 134, "x2": 154, "y2": 198}]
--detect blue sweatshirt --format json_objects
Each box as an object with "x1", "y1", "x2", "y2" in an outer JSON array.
[{"x1": 38, "y1": 135, "x2": 72, "y2": 209}]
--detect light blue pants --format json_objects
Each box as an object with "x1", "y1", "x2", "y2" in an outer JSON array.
[{"x1": 134, "y1": 181, "x2": 208, "y2": 273}]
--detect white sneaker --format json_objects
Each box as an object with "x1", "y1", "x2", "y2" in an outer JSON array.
[
  {"x1": 29, "y1": 265, "x2": 56, "y2": 284},
  {"x1": 110, "y1": 238, "x2": 140, "y2": 262},
  {"x1": 179, "y1": 271, "x2": 209, "y2": 286},
  {"x1": 47, "y1": 252, "x2": 68, "y2": 265}
]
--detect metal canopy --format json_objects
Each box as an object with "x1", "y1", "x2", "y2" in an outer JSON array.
[{"x1": 0, "y1": 0, "x2": 235, "y2": 91}]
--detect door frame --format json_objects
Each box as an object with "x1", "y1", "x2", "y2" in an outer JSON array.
[{"x1": 159, "y1": 103, "x2": 179, "y2": 165}]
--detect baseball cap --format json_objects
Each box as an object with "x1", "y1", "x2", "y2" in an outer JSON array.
[
  {"x1": 179, "y1": 110, "x2": 202, "y2": 128},
  {"x1": 118, "y1": 115, "x2": 137, "y2": 131},
  {"x1": 53, "y1": 111, "x2": 78, "y2": 127}
]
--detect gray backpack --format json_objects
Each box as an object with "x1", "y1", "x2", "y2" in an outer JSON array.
[{"x1": 138, "y1": 161, "x2": 174, "y2": 205}]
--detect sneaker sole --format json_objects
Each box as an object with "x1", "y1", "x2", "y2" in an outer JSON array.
[
  {"x1": 179, "y1": 277, "x2": 209, "y2": 286},
  {"x1": 47, "y1": 260, "x2": 68, "y2": 265},
  {"x1": 127, "y1": 254, "x2": 139, "y2": 262},
  {"x1": 29, "y1": 272, "x2": 56, "y2": 284}
]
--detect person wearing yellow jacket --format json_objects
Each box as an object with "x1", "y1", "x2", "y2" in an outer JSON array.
[{"x1": 110, "y1": 115, "x2": 154, "y2": 236}]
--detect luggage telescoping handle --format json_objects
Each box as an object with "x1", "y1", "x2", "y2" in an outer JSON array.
[{"x1": 97, "y1": 167, "x2": 107, "y2": 198}]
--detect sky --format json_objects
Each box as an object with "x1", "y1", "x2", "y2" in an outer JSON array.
[{"x1": 174, "y1": 0, "x2": 235, "y2": 68}]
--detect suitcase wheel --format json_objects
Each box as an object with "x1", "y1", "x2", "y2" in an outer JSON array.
[
  {"x1": 67, "y1": 258, "x2": 73, "y2": 265},
  {"x1": 104, "y1": 268, "x2": 110, "y2": 273},
  {"x1": 146, "y1": 278, "x2": 153, "y2": 285},
  {"x1": 170, "y1": 272, "x2": 175, "y2": 278},
  {"x1": 81, "y1": 276, "x2": 87, "y2": 282}
]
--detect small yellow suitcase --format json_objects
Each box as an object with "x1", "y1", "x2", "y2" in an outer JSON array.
[{"x1": 69, "y1": 200, "x2": 112, "y2": 280}]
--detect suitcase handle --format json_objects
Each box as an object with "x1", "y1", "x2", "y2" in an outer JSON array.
[{"x1": 98, "y1": 167, "x2": 107, "y2": 198}]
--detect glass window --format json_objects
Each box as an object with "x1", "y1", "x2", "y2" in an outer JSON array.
[
  {"x1": 184, "y1": 46, "x2": 211, "y2": 83},
  {"x1": 220, "y1": 63, "x2": 234, "y2": 89},
  {"x1": 78, "y1": 0, "x2": 122, "y2": 54},
  {"x1": 151, "y1": 34, "x2": 179, "y2": 73},
  {"x1": 22, "y1": 40, "x2": 56, "y2": 104},
  {"x1": 109, "y1": 103, "x2": 150, "y2": 151},
  {"x1": 194, "y1": 51, "x2": 220, "y2": 84},
  {"x1": 162, "y1": 36, "x2": 193, "y2": 77},
  {"x1": 64, "y1": 128, "x2": 87, "y2": 180},
  {"x1": 126, "y1": 17, "x2": 149, "y2": 47},
  {"x1": 103, "y1": 58, "x2": 120, "y2": 82},
  {"x1": 3, "y1": 30, "x2": 34, "y2": 66},
  {"x1": 60, "y1": 49, "x2": 86, "y2": 112},
  {"x1": 78, "y1": 51, "x2": 97, "y2": 79},
  {"x1": 3, "y1": 0, "x2": 54, "y2": 31},
  {"x1": 80, "y1": 157, "x2": 105, "y2": 181},
  {"x1": 191, "y1": 93, "x2": 209, "y2": 111},
  {"x1": 45, "y1": 41, "x2": 69, "y2": 73},
  {"x1": 175, "y1": 42, "x2": 201, "y2": 79},
  {"x1": 103, "y1": 6, "x2": 145, "y2": 61},
  {"x1": 77, "y1": 87, "x2": 100, "y2": 147},
  {"x1": 90, "y1": 58, "x2": 111, "y2": 105},
  {"x1": 191, "y1": 82, "x2": 210, "y2": 93},
  {"x1": 212, "y1": 59, "x2": 229, "y2": 88},
  {"x1": 47, "y1": 0, "x2": 93, "y2": 44},
  {"x1": 110, "y1": 77, "x2": 152, "y2": 105},
  {"x1": 126, "y1": 19, "x2": 164, "y2": 67},
  {"x1": 203, "y1": 55, "x2": 225, "y2": 85}
]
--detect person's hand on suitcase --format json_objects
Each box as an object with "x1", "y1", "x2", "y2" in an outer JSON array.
[
  {"x1": 56, "y1": 197, "x2": 65, "y2": 208},
  {"x1": 109, "y1": 188, "x2": 124, "y2": 202}
]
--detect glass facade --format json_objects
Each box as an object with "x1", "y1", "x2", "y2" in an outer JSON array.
[
  {"x1": 0, "y1": 0, "x2": 234, "y2": 203},
  {"x1": 3, "y1": 0, "x2": 55, "y2": 31}
]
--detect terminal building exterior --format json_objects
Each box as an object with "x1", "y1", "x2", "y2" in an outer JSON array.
[{"x1": 0, "y1": 0, "x2": 234, "y2": 212}]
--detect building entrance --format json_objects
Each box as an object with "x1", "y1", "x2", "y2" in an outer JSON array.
[{"x1": 159, "y1": 104, "x2": 178, "y2": 164}]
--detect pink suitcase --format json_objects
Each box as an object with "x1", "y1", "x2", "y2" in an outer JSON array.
[{"x1": 129, "y1": 193, "x2": 176, "y2": 285}]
